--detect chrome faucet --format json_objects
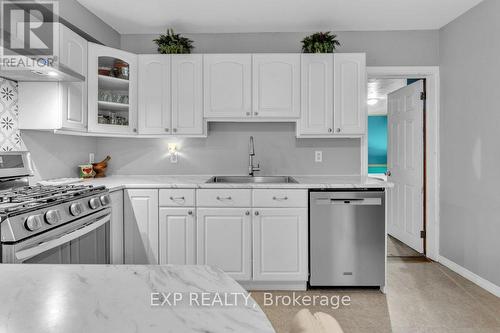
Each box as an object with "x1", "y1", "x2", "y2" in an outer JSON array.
[{"x1": 248, "y1": 136, "x2": 260, "y2": 176}]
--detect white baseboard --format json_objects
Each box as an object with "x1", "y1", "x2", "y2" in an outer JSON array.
[{"x1": 438, "y1": 255, "x2": 500, "y2": 297}]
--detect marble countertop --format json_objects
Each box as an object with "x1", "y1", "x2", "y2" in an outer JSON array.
[
  {"x1": 0, "y1": 264, "x2": 275, "y2": 333},
  {"x1": 82, "y1": 175, "x2": 392, "y2": 192}
]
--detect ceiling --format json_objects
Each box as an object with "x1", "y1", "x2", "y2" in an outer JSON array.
[
  {"x1": 367, "y1": 79, "x2": 406, "y2": 116},
  {"x1": 77, "y1": 0, "x2": 483, "y2": 34}
]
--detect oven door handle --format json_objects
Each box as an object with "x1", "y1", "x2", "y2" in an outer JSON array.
[{"x1": 15, "y1": 213, "x2": 111, "y2": 261}]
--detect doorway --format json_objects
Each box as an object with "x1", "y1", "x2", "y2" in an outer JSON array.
[{"x1": 367, "y1": 77, "x2": 426, "y2": 257}]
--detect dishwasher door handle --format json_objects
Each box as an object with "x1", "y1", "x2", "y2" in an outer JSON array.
[{"x1": 315, "y1": 198, "x2": 382, "y2": 205}]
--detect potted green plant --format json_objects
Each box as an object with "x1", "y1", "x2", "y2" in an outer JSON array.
[
  {"x1": 153, "y1": 29, "x2": 194, "y2": 54},
  {"x1": 301, "y1": 32, "x2": 340, "y2": 53}
]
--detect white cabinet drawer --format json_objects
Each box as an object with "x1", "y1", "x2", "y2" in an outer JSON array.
[
  {"x1": 159, "y1": 189, "x2": 195, "y2": 206},
  {"x1": 253, "y1": 189, "x2": 308, "y2": 207},
  {"x1": 197, "y1": 189, "x2": 251, "y2": 207}
]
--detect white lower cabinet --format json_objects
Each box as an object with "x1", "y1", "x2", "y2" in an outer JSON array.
[
  {"x1": 252, "y1": 208, "x2": 308, "y2": 281},
  {"x1": 196, "y1": 208, "x2": 252, "y2": 281},
  {"x1": 159, "y1": 207, "x2": 196, "y2": 265},
  {"x1": 109, "y1": 190, "x2": 124, "y2": 264},
  {"x1": 124, "y1": 189, "x2": 159, "y2": 264}
]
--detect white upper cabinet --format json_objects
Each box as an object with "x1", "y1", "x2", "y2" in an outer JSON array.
[
  {"x1": 298, "y1": 54, "x2": 333, "y2": 136},
  {"x1": 171, "y1": 55, "x2": 204, "y2": 135},
  {"x1": 19, "y1": 24, "x2": 88, "y2": 132},
  {"x1": 204, "y1": 54, "x2": 252, "y2": 119},
  {"x1": 333, "y1": 53, "x2": 367, "y2": 135},
  {"x1": 138, "y1": 55, "x2": 171, "y2": 134},
  {"x1": 88, "y1": 43, "x2": 138, "y2": 135},
  {"x1": 252, "y1": 54, "x2": 300, "y2": 119}
]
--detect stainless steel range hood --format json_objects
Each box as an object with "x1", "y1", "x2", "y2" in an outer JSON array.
[{"x1": 0, "y1": 56, "x2": 85, "y2": 82}]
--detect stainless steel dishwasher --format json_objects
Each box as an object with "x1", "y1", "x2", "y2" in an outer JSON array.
[{"x1": 309, "y1": 189, "x2": 385, "y2": 287}]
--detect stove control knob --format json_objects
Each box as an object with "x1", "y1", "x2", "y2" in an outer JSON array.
[
  {"x1": 100, "y1": 194, "x2": 111, "y2": 206},
  {"x1": 25, "y1": 215, "x2": 42, "y2": 231},
  {"x1": 70, "y1": 202, "x2": 83, "y2": 216},
  {"x1": 45, "y1": 210, "x2": 61, "y2": 225},
  {"x1": 89, "y1": 197, "x2": 101, "y2": 210}
]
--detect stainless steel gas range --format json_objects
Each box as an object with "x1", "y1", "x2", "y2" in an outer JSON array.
[{"x1": 0, "y1": 151, "x2": 111, "y2": 264}]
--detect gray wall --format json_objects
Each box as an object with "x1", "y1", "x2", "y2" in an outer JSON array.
[
  {"x1": 122, "y1": 30, "x2": 439, "y2": 66},
  {"x1": 439, "y1": 0, "x2": 500, "y2": 286},
  {"x1": 21, "y1": 130, "x2": 97, "y2": 180},
  {"x1": 57, "y1": 0, "x2": 120, "y2": 47},
  {"x1": 96, "y1": 122, "x2": 360, "y2": 175}
]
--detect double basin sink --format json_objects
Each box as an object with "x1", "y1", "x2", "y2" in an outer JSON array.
[{"x1": 206, "y1": 176, "x2": 298, "y2": 184}]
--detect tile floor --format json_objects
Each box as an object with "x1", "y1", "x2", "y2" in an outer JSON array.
[{"x1": 251, "y1": 258, "x2": 500, "y2": 333}]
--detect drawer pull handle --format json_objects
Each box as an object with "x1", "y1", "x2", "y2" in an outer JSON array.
[
  {"x1": 273, "y1": 196, "x2": 288, "y2": 201},
  {"x1": 170, "y1": 196, "x2": 185, "y2": 201},
  {"x1": 216, "y1": 196, "x2": 232, "y2": 200}
]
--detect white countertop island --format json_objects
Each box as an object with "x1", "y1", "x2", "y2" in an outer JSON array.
[{"x1": 0, "y1": 264, "x2": 275, "y2": 333}]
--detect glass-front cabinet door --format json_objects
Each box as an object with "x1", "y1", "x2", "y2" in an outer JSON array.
[{"x1": 88, "y1": 43, "x2": 138, "y2": 134}]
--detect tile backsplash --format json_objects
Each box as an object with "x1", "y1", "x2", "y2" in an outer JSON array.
[{"x1": 0, "y1": 78, "x2": 22, "y2": 151}]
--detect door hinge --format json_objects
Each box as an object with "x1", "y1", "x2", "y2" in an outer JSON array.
[
  {"x1": 420, "y1": 230, "x2": 426, "y2": 239},
  {"x1": 420, "y1": 92, "x2": 426, "y2": 100}
]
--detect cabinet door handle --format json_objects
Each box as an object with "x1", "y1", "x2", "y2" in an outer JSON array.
[
  {"x1": 336, "y1": 128, "x2": 341, "y2": 133},
  {"x1": 173, "y1": 128, "x2": 177, "y2": 133},
  {"x1": 188, "y1": 210, "x2": 193, "y2": 215},
  {"x1": 328, "y1": 128, "x2": 333, "y2": 133},
  {"x1": 254, "y1": 112, "x2": 259, "y2": 116},
  {"x1": 254, "y1": 211, "x2": 259, "y2": 216},
  {"x1": 165, "y1": 128, "x2": 170, "y2": 132},
  {"x1": 169, "y1": 196, "x2": 185, "y2": 201},
  {"x1": 216, "y1": 196, "x2": 232, "y2": 200},
  {"x1": 133, "y1": 128, "x2": 137, "y2": 133},
  {"x1": 246, "y1": 112, "x2": 251, "y2": 116},
  {"x1": 245, "y1": 211, "x2": 250, "y2": 216},
  {"x1": 272, "y1": 196, "x2": 288, "y2": 201}
]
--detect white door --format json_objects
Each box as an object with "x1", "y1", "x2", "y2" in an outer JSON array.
[
  {"x1": 171, "y1": 55, "x2": 204, "y2": 135},
  {"x1": 88, "y1": 43, "x2": 138, "y2": 135},
  {"x1": 59, "y1": 25, "x2": 88, "y2": 131},
  {"x1": 138, "y1": 55, "x2": 171, "y2": 134},
  {"x1": 333, "y1": 53, "x2": 366, "y2": 135},
  {"x1": 252, "y1": 54, "x2": 300, "y2": 118},
  {"x1": 159, "y1": 207, "x2": 196, "y2": 265},
  {"x1": 196, "y1": 208, "x2": 252, "y2": 280},
  {"x1": 253, "y1": 208, "x2": 308, "y2": 281},
  {"x1": 204, "y1": 54, "x2": 252, "y2": 119},
  {"x1": 124, "y1": 189, "x2": 159, "y2": 264},
  {"x1": 109, "y1": 190, "x2": 124, "y2": 264},
  {"x1": 387, "y1": 80, "x2": 424, "y2": 253},
  {"x1": 298, "y1": 54, "x2": 333, "y2": 135}
]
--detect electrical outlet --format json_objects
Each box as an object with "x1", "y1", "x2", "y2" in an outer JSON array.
[
  {"x1": 315, "y1": 151, "x2": 323, "y2": 163},
  {"x1": 89, "y1": 153, "x2": 95, "y2": 164}
]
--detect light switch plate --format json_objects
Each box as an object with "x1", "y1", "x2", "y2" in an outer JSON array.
[{"x1": 315, "y1": 151, "x2": 323, "y2": 163}]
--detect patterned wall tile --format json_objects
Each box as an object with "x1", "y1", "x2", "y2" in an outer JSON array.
[{"x1": 0, "y1": 78, "x2": 22, "y2": 151}]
